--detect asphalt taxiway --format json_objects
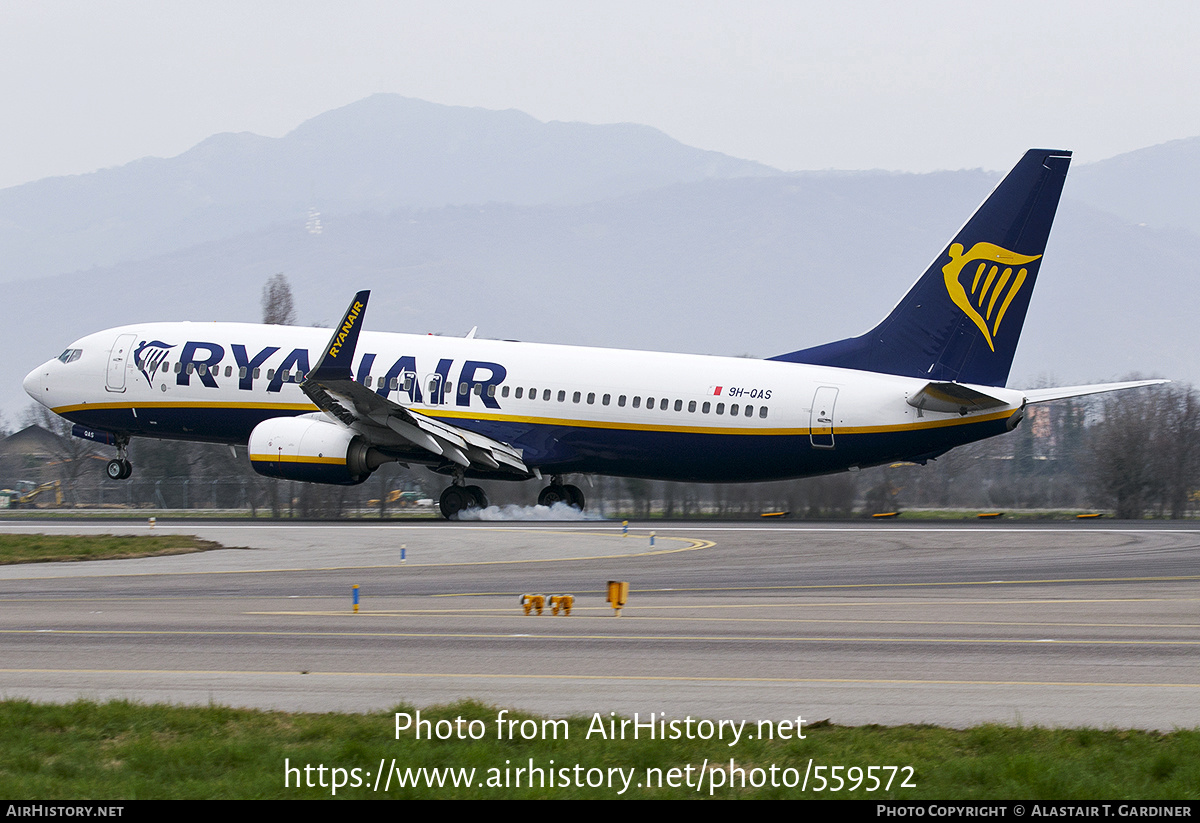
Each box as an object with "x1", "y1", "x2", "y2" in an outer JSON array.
[{"x1": 0, "y1": 519, "x2": 1197, "y2": 729}]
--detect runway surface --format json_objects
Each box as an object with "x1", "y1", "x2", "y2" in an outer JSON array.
[{"x1": 0, "y1": 518, "x2": 1197, "y2": 729}]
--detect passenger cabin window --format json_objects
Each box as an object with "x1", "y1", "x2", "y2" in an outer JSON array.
[
  {"x1": 225, "y1": 366, "x2": 232, "y2": 377},
  {"x1": 672, "y1": 399, "x2": 681, "y2": 411},
  {"x1": 587, "y1": 392, "x2": 595, "y2": 404},
  {"x1": 253, "y1": 368, "x2": 260, "y2": 379},
  {"x1": 573, "y1": 391, "x2": 581, "y2": 403},
  {"x1": 632, "y1": 396, "x2": 641, "y2": 409},
  {"x1": 488, "y1": 385, "x2": 496, "y2": 398},
  {"x1": 239, "y1": 367, "x2": 248, "y2": 379},
  {"x1": 603, "y1": 394, "x2": 611, "y2": 405},
  {"x1": 716, "y1": 402, "x2": 724, "y2": 414},
  {"x1": 502, "y1": 386, "x2": 511, "y2": 398},
  {"x1": 731, "y1": 404, "x2": 739, "y2": 416},
  {"x1": 745, "y1": 405, "x2": 754, "y2": 417},
  {"x1": 515, "y1": 387, "x2": 523, "y2": 399},
  {"x1": 688, "y1": 400, "x2": 696, "y2": 412},
  {"x1": 759, "y1": 406, "x2": 768, "y2": 419},
  {"x1": 618, "y1": 395, "x2": 626, "y2": 407},
  {"x1": 703, "y1": 402, "x2": 710, "y2": 413},
  {"x1": 543, "y1": 389, "x2": 551, "y2": 401},
  {"x1": 459, "y1": 383, "x2": 468, "y2": 396},
  {"x1": 557, "y1": 390, "x2": 566, "y2": 402}
]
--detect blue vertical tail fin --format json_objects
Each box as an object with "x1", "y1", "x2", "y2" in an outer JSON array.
[{"x1": 770, "y1": 149, "x2": 1072, "y2": 387}]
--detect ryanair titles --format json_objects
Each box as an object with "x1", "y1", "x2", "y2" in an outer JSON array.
[
  {"x1": 327, "y1": 300, "x2": 364, "y2": 360},
  {"x1": 138, "y1": 339, "x2": 508, "y2": 410}
]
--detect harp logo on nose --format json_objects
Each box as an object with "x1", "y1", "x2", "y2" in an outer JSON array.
[{"x1": 942, "y1": 242, "x2": 1042, "y2": 351}]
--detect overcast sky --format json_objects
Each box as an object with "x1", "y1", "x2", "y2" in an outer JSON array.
[{"x1": 3, "y1": 0, "x2": 1199, "y2": 190}]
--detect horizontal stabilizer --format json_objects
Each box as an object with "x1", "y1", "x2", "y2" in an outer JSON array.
[
  {"x1": 908, "y1": 382, "x2": 1009, "y2": 415},
  {"x1": 1022, "y1": 380, "x2": 1169, "y2": 404}
]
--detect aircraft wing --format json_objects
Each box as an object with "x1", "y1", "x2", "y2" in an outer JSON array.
[{"x1": 300, "y1": 291, "x2": 531, "y2": 478}]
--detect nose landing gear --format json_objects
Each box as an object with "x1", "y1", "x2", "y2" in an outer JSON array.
[{"x1": 105, "y1": 436, "x2": 133, "y2": 481}]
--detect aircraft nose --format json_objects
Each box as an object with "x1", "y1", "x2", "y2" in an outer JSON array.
[{"x1": 23, "y1": 364, "x2": 45, "y2": 402}]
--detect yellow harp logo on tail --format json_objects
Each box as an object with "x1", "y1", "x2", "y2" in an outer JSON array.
[{"x1": 942, "y1": 242, "x2": 1041, "y2": 352}]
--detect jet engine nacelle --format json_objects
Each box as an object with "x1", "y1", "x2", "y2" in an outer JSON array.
[{"x1": 248, "y1": 416, "x2": 387, "y2": 485}]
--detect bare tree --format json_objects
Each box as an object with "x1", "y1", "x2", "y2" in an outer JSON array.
[
  {"x1": 261, "y1": 273, "x2": 297, "y2": 325},
  {"x1": 1085, "y1": 384, "x2": 1197, "y2": 519}
]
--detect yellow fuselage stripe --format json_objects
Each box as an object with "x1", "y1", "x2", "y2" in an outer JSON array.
[{"x1": 53, "y1": 401, "x2": 1014, "y2": 437}]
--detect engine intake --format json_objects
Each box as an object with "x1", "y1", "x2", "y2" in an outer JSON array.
[{"x1": 248, "y1": 416, "x2": 388, "y2": 485}]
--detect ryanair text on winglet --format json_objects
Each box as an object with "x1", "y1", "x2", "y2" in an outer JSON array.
[{"x1": 328, "y1": 301, "x2": 364, "y2": 359}]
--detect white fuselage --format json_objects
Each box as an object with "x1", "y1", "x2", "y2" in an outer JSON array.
[{"x1": 25, "y1": 321, "x2": 1026, "y2": 482}]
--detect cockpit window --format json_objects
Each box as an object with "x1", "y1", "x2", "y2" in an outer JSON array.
[{"x1": 57, "y1": 349, "x2": 82, "y2": 364}]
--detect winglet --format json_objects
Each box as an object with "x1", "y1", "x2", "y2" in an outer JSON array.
[{"x1": 308, "y1": 290, "x2": 370, "y2": 382}]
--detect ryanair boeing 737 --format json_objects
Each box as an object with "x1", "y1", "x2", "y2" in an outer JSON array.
[{"x1": 23, "y1": 149, "x2": 1163, "y2": 518}]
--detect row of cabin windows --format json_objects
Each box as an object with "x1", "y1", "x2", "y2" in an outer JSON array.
[
  {"x1": 144, "y1": 361, "x2": 296, "y2": 382},
  {"x1": 138, "y1": 364, "x2": 769, "y2": 418},
  {"x1": 497, "y1": 384, "x2": 768, "y2": 418}
]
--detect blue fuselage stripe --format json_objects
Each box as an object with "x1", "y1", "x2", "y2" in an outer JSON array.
[{"x1": 61, "y1": 405, "x2": 1005, "y2": 482}]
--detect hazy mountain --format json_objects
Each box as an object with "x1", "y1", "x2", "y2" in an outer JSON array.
[
  {"x1": 1071, "y1": 137, "x2": 1200, "y2": 235},
  {"x1": 0, "y1": 94, "x2": 777, "y2": 283}
]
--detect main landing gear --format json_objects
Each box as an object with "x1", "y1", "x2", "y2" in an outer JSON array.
[
  {"x1": 105, "y1": 436, "x2": 133, "y2": 481},
  {"x1": 538, "y1": 478, "x2": 584, "y2": 510},
  {"x1": 437, "y1": 475, "x2": 587, "y2": 519},
  {"x1": 439, "y1": 481, "x2": 489, "y2": 519}
]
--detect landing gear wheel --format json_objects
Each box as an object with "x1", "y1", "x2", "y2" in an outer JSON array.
[
  {"x1": 439, "y1": 486, "x2": 473, "y2": 520},
  {"x1": 464, "y1": 485, "x2": 489, "y2": 510},
  {"x1": 539, "y1": 482, "x2": 585, "y2": 510},
  {"x1": 106, "y1": 459, "x2": 132, "y2": 481},
  {"x1": 562, "y1": 484, "x2": 585, "y2": 510},
  {"x1": 538, "y1": 485, "x2": 569, "y2": 508}
]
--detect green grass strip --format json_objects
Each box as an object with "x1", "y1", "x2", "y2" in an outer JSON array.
[
  {"x1": 0, "y1": 534, "x2": 226, "y2": 564},
  {"x1": 0, "y1": 700, "x2": 1197, "y2": 799}
]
